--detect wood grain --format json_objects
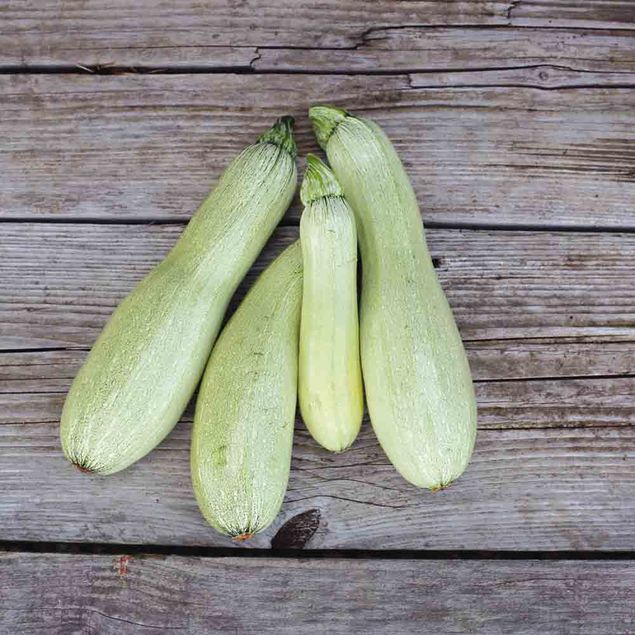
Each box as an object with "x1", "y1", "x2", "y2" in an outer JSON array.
[
  {"x1": 0, "y1": 1, "x2": 509, "y2": 68},
  {"x1": 2, "y1": 75, "x2": 635, "y2": 227},
  {"x1": 3, "y1": 339, "x2": 633, "y2": 394},
  {"x1": 1, "y1": 416, "x2": 634, "y2": 548},
  {"x1": 2, "y1": 223, "x2": 634, "y2": 350},
  {"x1": 512, "y1": 0, "x2": 635, "y2": 29},
  {"x1": 2, "y1": 553, "x2": 634, "y2": 634},
  {"x1": 3, "y1": 340, "x2": 634, "y2": 431},
  {"x1": 257, "y1": 27, "x2": 635, "y2": 73},
  {"x1": 3, "y1": 364, "x2": 633, "y2": 429},
  {"x1": 2, "y1": 2, "x2": 634, "y2": 68},
  {"x1": 408, "y1": 65, "x2": 635, "y2": 88}
]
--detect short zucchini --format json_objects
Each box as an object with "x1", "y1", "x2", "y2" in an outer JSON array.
[
  {"x1": 310, "y1": 106, "x2": 477, "y2": 490},
  {"x1": 299, "y1": 154, "x2": 363, "y2": 452},
  {"x1": 191, "y1": 242, "x2": 303, "y2": 539}
]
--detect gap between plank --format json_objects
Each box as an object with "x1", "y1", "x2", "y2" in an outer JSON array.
[
  {"x1": 3, "y1": 371, "x2": 633, "y2": 391},
  {"x1": 0, "y1": 541, "x2": 633, "y2": 560},
  {"x1": 475, "y1": 372, "x2": 635, "y2": 384},
  {"x1": 3, "y1": 336, "x2": 633, "y2": 356},
  {"x1": 0, "y1": 63, "x2": 634, "y2": 86},
  {"x1": 2, "y1": 218, "x2": 635, "y2": 234}
]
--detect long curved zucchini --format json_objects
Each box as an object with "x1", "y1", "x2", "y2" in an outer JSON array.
[
  {"x1": 61, "y1": 118, "x2": 297, "y2": 475},
  {"x1": 298, "y1": 155, "x2": 363, "y2": 452},
  {"x1": 191, "y1": 242, "x2": 302, "y2": 539},
  {"x1": 310, "y1": 106, "x2": 477, "y2": 490}
]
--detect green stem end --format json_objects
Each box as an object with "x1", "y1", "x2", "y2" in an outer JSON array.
[
  {"x1": 309, "y1": 105, "x2": 349, "y2": 149},
  {"x1": 258, "y1": 115, "x2": 297, "y2": 157},
  {"x1": 300, "y1": 154, "x2": 343, "y2": 206}
]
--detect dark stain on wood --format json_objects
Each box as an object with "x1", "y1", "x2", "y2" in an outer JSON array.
[{"x1": 271, "y1": 509, "x2": 321, "y2": 549}]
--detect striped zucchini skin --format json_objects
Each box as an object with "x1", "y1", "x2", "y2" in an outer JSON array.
[
  {"x1": 191, "y1": 242, "x2": 302, "y2": 539},
  {"x1": 299, "y1": 155, "x2": 363, "y2": 452},
  {"x1": 310, "y1": 106, "x2": 477, "y2": 490},
  {"x1": 60, "y1": 118, "x2": 297, "y2": 475}
]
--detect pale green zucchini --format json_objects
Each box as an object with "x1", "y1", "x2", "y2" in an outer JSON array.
[
  {"x1": 298, "y1": 154, "x2": 363, "y2": 452},
  {"x1": 61, "y1": 118, "x2": 297, "y2": 475},
  {"x1": 310, "y1": 106, "x2": 477, "y2": 490},
  {"x1": 191, "y1": 242, "x2": 302, "y2": 539}
]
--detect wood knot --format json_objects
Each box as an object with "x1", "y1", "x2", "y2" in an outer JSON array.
[{"x1": 271, "y1": 509, "x2": 321, "y2": 550}]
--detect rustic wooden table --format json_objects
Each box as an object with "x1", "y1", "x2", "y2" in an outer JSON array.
[{"x1": 1, "y1": 2, "x2": 634, "y2": 633}]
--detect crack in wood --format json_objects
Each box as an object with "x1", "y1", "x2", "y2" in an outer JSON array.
[
  {"x1": 287, "y1": 494, "x2": 408, "y2": 510},
  {"x1": 507, "y1": 0, "x2": 522, "y2": 23},
  {"x1": 84, "y1": 607, "x2": 184, "y2": 631}
]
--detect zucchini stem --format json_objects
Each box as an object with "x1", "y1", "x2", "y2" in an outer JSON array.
[
  {"x1": 300, "y1": 154, "x2": 343, "y2": 205},
  {"x1": 258, "y1": 116, "x2": 297, "y2": 157},
  {"x1": 309, "y1": 105, "x2": 349, "y2": 149}
]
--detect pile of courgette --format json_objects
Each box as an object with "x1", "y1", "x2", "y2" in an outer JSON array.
[{"x1": 61, "y1": 107, "x2": 477, "y2": 540}]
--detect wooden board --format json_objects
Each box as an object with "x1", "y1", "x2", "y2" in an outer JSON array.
[
  {"x1": 2, "y1": 411, "x2": 634, "y2": 548},
  {"x1": 2, "y1": 223, "x2": 634, "y2": 350},
  {"x1": 2, "y1": 75, "x2": 635, "y2": 228},
  {"x1": 408, "y1": 65, "x2": 635, "y2": 88},
  {"x1": 3, "y1": 353, "x2": 634, "y2": 429},
  {"x1": 2, "y1": 553, "x2": 634, "y2": 634},
  {"x1": 257, "y1": 27, "x2": 635, "y2": 73},
  {"x1": 3, "y1": 2, "x2": 635, "y2": 68},
  {"x1": 3, "y1": 338, "x2": 634, "y2": 392},
  {"x1": 5, "y1": 377, "x2": 635, "y2": 434},
  {"x1": 0, "y1": 1, "x2": 509, "y2": 68},
  {"x1": 512, "y1": 1, "x2": 635, "y2": 29}
]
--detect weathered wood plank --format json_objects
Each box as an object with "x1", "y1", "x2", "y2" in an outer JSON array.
[
  {"x1": 2, "y1": 343, "x2": 634, "y2": 431},
  {"x1": 466, "y1": 339, "x2": 635, "y2": 381},
  {"x1": 256, "y1": 27, "x2": 635, "y2": 73},
  {"x1": 3, "y1": 369, "x2": 633, "y2": 429},
  {"x1": 2, "y1": 1, "x2": 634, "y2": 68},
  {"x1": 3, "y1": 339, "x2": 633, "y2": 394},
  {"x1": 1, "y1": 417, "x2": 633, "y2": 549},
  {"x1": 512, "y1": 0, "x2": 635, "y2": 29},
  {"x1": 2, "y1": 554, "x2": 634, "y2": 634},
  {"x1": 2, "y1": 75, "x2": 635, "y2": 227},
  {"x1": 0, "y1": 1, "x2": 509, "y2": 68},
  {"x1": 2, "y1": 223, "x2": 633, "y2": 350},
  {"x1": 409, "y1": 65, "x2": 635, "y2": 88}
]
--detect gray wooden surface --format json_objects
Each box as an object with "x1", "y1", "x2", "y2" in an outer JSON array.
[
  {"x1": 2, "y1": 553, "x2": 635, "y2": 634},
  {"x1": 3, "y1": 75, "x2": 635, "y2": 228},
  {"x1": 2, "y1": 0, "x2": 634, "y2": 68},
  {"x1": 1, "y1": 1, "x2": 634, "y2": 632}
]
